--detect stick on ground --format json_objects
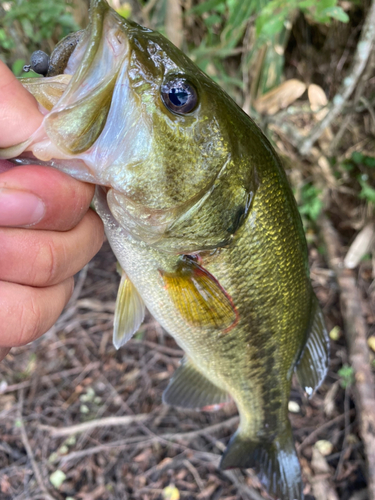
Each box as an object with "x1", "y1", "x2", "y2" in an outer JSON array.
[{"x1": 320, "y1": 215, "x2": 375, "y2": 500}]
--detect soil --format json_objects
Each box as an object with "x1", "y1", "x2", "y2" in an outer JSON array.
[{"x1": 0, "y1": 237, "x2": 373, "y2": 500}]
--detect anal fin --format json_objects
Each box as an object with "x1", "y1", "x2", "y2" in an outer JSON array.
[
  {"x1": 113, "y1": 266, "x2": 145, "y2": 350},
  {"x1": 163, "y1": 356, "x2": 229, "y2": 409},
  {"x1": 296, "y1": 295, "x2": 330, "y2": 397}
]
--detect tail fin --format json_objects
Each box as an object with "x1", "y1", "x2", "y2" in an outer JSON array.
[{"x1": 220, "y1": 425, "x2": 303, "y2": 500}]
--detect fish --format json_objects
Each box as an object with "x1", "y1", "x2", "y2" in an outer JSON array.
[{"x1": 0, "y1": 1, "x2": 330, "y2": 498}]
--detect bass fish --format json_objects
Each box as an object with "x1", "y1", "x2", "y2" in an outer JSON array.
[{"x1": 1, "y1": 1, "x2": 329, "y2": 498}]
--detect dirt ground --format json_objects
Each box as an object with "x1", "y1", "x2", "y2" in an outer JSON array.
[{"x1": 0, "y1": 233, "x2": 373, "y2": 500}]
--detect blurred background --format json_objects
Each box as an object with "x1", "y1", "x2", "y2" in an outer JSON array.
[{"x1": 0, "y1": 1, "x2": 374, "y2": 499}]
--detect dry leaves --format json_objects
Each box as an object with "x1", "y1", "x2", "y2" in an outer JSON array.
[{"x1": 254, "y1": 79, "x2": 306, "y2": 115}]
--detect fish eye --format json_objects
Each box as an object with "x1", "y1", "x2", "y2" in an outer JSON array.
[{"x1": 161, "y1": 78, "x2": 198, "y2": 114}]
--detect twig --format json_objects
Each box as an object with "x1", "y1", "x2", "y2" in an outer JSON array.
[
  {"x1": 195, "y1": 442, "x2": 265, "y2": 500},
  {"x1": 360, "y1": 96, "x2": 375, "y2": 133},
  {"x1": 135, "y1": 339, "x2": 183, "y2": 357},
  {"x1": 320, "y1": 215, "x2": 375, "y2": 500},
  {"x1": 44, "y1": 413, "x2": 238, "y2": 439},
  {"x1": 328, "y1": 112, "x2": 353, "y2": 155},
  {"x1": 17, "y1": 389, "x2": 58, "y2": 500},
  {"x1": 40, "y1": 413, "x2": 150, "y2": 438},
  {"x1": 70, "y1": 264, "x2": 89, "y2": 306},
  {"x1": 335, "y1": 387, "x2": 353, "y2": 480},
  {"x1": 183, "y1": 459, "x2": 205, "y2": 492},
  {"x1": 50, "y1": 416, "x2": 239, "y2": 465},
  {"x1": 221, "y1": 469, "x2": 265, "y2": 500},
  {"x1": 0, "y1": 362, "x2": 101, "y2": 395},
  {"x1": 297, "y1": 410, "x2": 355, "y2": 452},
  {"x1": 54, "y1": 264, "x2": 90, "y2": 328},
  {"x1": 298, "y1": 0, "x2": 375, "y2": 155}
]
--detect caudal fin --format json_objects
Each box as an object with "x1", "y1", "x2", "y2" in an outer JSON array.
[{"x1": 220, "y1": 425, "x2": 303, "y2": 500}]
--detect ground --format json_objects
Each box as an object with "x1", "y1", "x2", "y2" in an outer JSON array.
[{"x1": 0, "y1": 236, "x2": 373, "y2": 500}]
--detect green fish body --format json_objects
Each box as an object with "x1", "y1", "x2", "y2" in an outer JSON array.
[{"x1": 1, "y1": 2, "x2": 329, "y2": 498}]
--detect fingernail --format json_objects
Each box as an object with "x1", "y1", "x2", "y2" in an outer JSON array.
[{"x1": 0, "y1": 188, "x2": 46, "y2": 227}]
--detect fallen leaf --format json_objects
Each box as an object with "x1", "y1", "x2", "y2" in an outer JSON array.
[
  {"x1": 315, "y1": 439, "x2": 333, "y2": 456},
  {"x1": 368, "y1": 336, "x2": 375, "y2": 352},
  {"x1": 163, "y1": 484, "x2": 180, "y2": 500},
  {"x1": 308, "y1": 84, "x2": 328, "y2": 111},
  {"x1": 288, "y1": 401, "x2": 300, "y2": 413},
  {"x1": 49, "y1": 470, "x2": 66, "y2": 489},
  {"x1": 254, "y1": 79, "x2": 306, "y2": 115},
  {"x1": 344, "y1": 222, "x2": 374, "y2": 269}
]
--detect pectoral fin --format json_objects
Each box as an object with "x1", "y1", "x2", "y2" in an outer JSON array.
[
  {"x1": 163, "y1": 356, "x2": 229, "y2": 409},
  {"x1": 296, "y1": 296, "x2": 329, "y2": 397},
  {"x1": 113, "y1": 267, "x2": 145, "y2": 349},
  {"x1": 160, "y1": 256, "x2": 238, "y2": 331}
]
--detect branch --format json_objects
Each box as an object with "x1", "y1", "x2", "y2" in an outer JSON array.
[
  {"x1": 42, "y1": 413, "x2": 239, "y2": 439},
  {"x1": 320, "y1": 215, "x2": 375, "y2": 500},
  {"x1": 297, "y1": 410, "x2": 355, "y2": 452},
  {"x1": 40, "y1": 413, "x2": 150, "y2": 438},
  {"x1": 17, "y1": 390, "x2": 58, "y2": 500},
  {"x1": 298, "y1": 0, "x2": 375, "y2": 155}
]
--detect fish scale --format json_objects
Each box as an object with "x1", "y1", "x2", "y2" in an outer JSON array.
[{"x1": 1, "y1": 0, "x2": 329, "y2": 498}]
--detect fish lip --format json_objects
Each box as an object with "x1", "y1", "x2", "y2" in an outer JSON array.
[
  {"x1": 38, "y1": 0, "x2": 131, "y2": 163},
  {"x1": 60, "y1": 0, "x2": 129, "y2": 89}
]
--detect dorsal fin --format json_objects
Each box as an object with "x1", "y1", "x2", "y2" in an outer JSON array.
[
  {"x1": 113, "y1": 266, "x2": 145, "y2": 349},
  {"x1": 163, "y1": 356, "x2": 229, "y2": 409},
  {"x1": 160, "y1": 256, "x2": 238, "y2": 331},
  {"x1": 295, "y1": 295, "x2": 329, "y2": 397}
]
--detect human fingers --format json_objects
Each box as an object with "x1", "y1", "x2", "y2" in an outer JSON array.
[
  {"x1": 0, "y1": 278, "x2": 74, "y2": 348},
  {"x1": 0, "y1": 60, "x2": 43, "y2": 148},
  {"x1": 0, "y1": 348, "x2": 10, "y2": 361},
  {"x1": 0, "y1": 210, "x2": 103, "y2": 287},
  {"x1": 0, "y1": 165, "x2": 96, "y2": 231}
]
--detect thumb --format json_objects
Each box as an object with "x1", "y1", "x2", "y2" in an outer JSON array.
[{"x1": 0, "y1": 60, "x2": 43, "y2": 148}]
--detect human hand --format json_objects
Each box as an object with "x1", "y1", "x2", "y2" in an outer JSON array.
[{"x1": 0, "y1": 61, "x2": 104, "y2": 361}]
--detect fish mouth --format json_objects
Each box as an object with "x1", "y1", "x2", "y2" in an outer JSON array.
[{"x1": 42, "y1": 0, "x2": 131, "y2": 157}]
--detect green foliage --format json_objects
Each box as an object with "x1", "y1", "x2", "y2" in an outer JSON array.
[
  {"x1": 0, "y1": 27, "x2": 14, "y2": 50},
  {"x1": 359, "y1": 177, "x2": 375, "y2": 204},
  {"x1": 11, "y1": 59, "x2": 26, "y2": 77},
  {"x1": 256, "y1": 0, "x2": 348, "y2": 40},
  {"x1": 350, "y1": 151, "x2": 375, "y2": 168},
  {"x1": 181, "y1": 0, "x2": 349, "y2": 96},
  {"x1": 298, "y1": 183, "x2": 323, "y2": 222},
  {"x1": 338, "y1": 364, "x2": 355, "y2": 389},
  {"x1": 340, "y1": 152, "x2": 375, "y2": 206},
  {"x1": 1, "y1": 0, "x2": 79, "y2": 55}
]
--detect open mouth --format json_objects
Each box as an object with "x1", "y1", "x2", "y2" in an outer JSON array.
[{"x1": 41, "y1": 0, "x2": 130, "y2": 157}]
